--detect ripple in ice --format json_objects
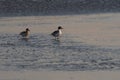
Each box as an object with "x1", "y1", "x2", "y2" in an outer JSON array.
[{"x1": 0, "y1": 33, "x2": 120, "y2": 71}]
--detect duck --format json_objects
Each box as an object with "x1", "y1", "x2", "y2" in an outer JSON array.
[
  {"x1": 51, "y1": 26, "x2": 63, "y2": 40},
  {"x1": 19, "y1": 28, "x2": 30, "y2": 38}
]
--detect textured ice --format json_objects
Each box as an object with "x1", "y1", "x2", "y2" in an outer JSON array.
[{"x1": 0, "y1": 33, "x2": 120, "y2": 71}]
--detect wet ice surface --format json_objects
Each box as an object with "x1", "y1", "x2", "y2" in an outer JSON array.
[{"x1": 0, "y1": 33, "x2": 120, "y2": 71}]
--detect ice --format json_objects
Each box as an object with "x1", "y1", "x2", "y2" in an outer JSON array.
[
  {"x1": 0, "y1": 13, "x2": 120, "y2": 71},
  {"x1": 0, "y1": 33, "x2": 120, "y2": 71}
]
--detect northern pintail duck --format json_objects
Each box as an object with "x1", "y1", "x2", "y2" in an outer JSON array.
[
  {"x1": 19, "y1": 28, "x2": 30, "y2": 38},
  {"x1": 51, "y1": 26, "x2": 63, "y2": 39}
]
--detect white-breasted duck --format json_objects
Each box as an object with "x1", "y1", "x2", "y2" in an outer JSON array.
[{"x1": 51, "y1": 26, "x2": 63, "y2": 39}]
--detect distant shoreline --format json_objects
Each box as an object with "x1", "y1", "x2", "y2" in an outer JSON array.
[
  {"x1": 0, "y1": 11, "x2": 119, "y2": 17},
  {"x1": 1, "y1": 0, "x2": 120, "y2": 17}
]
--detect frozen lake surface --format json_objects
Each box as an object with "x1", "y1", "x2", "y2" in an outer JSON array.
[
  {"x1": 0, "y1": 13, "x2": 120, "y2": 71},
  {"x1": 0, "y1": 33, "x2": 120, "y2": 71}
]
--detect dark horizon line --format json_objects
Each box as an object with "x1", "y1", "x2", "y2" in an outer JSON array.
[{"x1": 0, "y1": 10, "x2": 120, "y2": 17}]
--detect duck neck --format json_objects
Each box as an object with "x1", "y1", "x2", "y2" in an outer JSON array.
[
  {"x1": 26, "y1": 30, "x2": 29, "y2": 34},
  {"x1": 58, "y1": 29, "x2": 62, "y2": 35}
]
